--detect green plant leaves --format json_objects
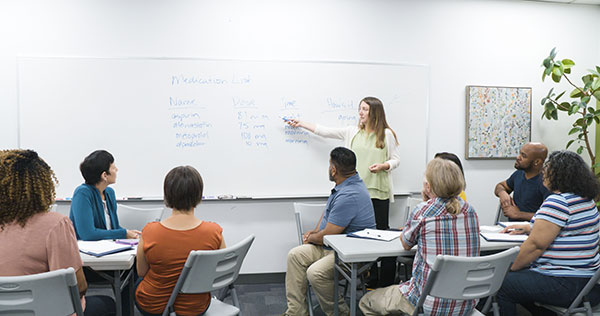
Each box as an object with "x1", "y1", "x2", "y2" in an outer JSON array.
[
  {"x1": 562, "y1": 59, "x2": 575, "y2": 68},
  {"x1": 540, "y1": 48, "x2": 600, "y2": 167},
  {"x1": 569, "y1": 127, "x2": 581, "y2": 135},
  {"x1": 592, "y1": 78, "x2": 600, "y2": 91},
  {"x1": 571, "y1": 88, "x2": 584, "y2": 98},
  {"x1": 557, "y1": 102, "x2": 570, "y2": 111}
]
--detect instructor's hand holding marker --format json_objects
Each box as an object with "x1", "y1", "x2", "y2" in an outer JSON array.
[{"x1": 284, "y1": 118, "x2": 302, "y2": 128}]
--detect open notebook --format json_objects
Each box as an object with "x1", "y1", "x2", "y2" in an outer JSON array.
[
  {"x1": 347, "y1": 229, "x2": 402, "y2": 242},
  {"x1": 78, "y1": 240, "x2": 133, "y2": 257}
]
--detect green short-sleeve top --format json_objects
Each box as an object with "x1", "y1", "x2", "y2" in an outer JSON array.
[{"x1": 351, "y1": 130, "x2": 390, "y2": 200}]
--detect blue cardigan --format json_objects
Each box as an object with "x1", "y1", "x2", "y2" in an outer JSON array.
[{"x1": 69, "y1": 184, "x2": 126, "y2": 240}]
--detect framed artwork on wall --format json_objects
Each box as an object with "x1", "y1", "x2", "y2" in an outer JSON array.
[{"x1": 466, "y1": 85, "x2": 532, "y2": 159}]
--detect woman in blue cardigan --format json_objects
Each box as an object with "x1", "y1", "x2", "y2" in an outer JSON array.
[{"x1": 69, "y1": 150, "x2": 140, "y2": 241}]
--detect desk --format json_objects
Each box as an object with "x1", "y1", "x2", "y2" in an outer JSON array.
[
  {"x1": 81, "y1": 248, "x2": 136, "y2": 316},
  {"x1": 324, "y1": 233, "x2": 522, "y2": 316}
]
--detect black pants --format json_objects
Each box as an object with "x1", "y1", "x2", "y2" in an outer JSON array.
[
  {"x1": 84, "y1": 267, "x2": 132, "y2": 316},
  {"x1": 368, "y1": 198, "x2": 397, "y2": 287}
]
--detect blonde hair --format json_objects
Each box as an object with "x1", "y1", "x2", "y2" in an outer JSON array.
[
  {"x1": 358, "y1": 97, "x2": 398, "y2": 149},
  {"x1": 425, "y1": 158, "x2": 465, "y2": 215}
]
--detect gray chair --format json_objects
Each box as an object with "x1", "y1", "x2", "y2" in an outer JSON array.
[
  {"x1": 535, "y1": 263, "x2": 600, "y2": 315},
  {"x1": 0, "y1": 267, "x2": 84, "y2": 316},
  {"x1": 411, "y1": 246, "x2": 520, "y2": 316},
  {"x1": 495, "y1": 202, "x2": 509, "y2": 224},
  {"x1": 162, "y1": 235, "x2": 255, "y2": 316},
  {"x1": 117, "y1": 204, "x2": 165, "y2": 231},
  {"x1": 293, "y1": 202, "x2": 326, "y2": 316}
]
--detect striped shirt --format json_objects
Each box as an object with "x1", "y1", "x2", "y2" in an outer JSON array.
[
  {"x1": 531, "y1": 193, "x2": 600, "y2": 277},
  {"x1": 400, "y1": 197, "x2": 480, "y2": 316}
]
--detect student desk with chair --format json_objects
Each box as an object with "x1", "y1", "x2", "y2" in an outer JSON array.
[
  {"x1": 324, "y1": 232, "x2": 523, "y2": 316},
  {"x1": 80, "y1": 248, "x2": 136, "y2": 316}
]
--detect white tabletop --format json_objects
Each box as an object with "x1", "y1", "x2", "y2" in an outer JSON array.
[
  {"x1": 324, "y1": 232, "x2": 522, "y2": 263},
  {"x1": 80, "y1": 248, "x2": 136, "y2": 271},
  {"x1": 324, "y1": 234, "x2": 413, "y2": 262}
]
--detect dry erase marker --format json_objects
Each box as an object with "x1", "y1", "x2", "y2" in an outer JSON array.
[{"x1": 282, "y1": 117, "x2": 291, "y2": 122}]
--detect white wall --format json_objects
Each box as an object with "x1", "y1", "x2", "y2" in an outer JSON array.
[{"x1": 3, "y1": 0, "x2": 600, "y2": 273}]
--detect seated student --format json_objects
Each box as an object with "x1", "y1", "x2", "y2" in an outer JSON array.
[
  {"x1": 497, "y1": 151, "x2": 600, "y2": 315},
  {"x1": 359, "y1": 158, "x2": 480, "y2": 316},
  {"x1": 0, "y1": 149, "x2": 115, "y2": 316},
  {"x1": 283, "y1": 147, "x2": 376, "y2": 316},
  {"x1": 69, "y1": 150, "x2": 140, "y2": 240},
  {"x1": 434, "y1": 152, "x2": 467, "y2": 201},
  {"x1": 135, "y1": 166, "x2": 225, "y2": 316},
  {"x1": 494, "y1": 142, "x2": 550, "y2": 221}
]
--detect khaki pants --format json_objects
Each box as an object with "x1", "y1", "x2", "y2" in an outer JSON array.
[
  {"x1": 284, "y1": 244, "x2": 349, "y2": 316},
  {"x1": 359, "y1": 285, "x2": 415, "y2": 316}
]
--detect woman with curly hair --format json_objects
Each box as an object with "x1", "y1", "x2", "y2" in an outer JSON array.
[
  {"x1": 498, "y1": 150, "x2": 600, "y2": 315},
  {"x1": 0, "y1": 149, "x2": 115, "y2": 316}
]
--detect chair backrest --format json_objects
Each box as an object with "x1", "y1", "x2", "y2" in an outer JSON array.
[
  {"x1": 404, "y1": 197, "x2": 423, "y2": 226},
  {"x1": 293, "y1": 203, "x2": 326, "y2": 246},
  {"x1": 163, "y1": 234, "x2": 255, "y2": 315},
  {"x1": 117, "y1": 204, "x2": 165, "y2": 231},
  {"x1": 495, "y1": 202, "x2": 509, "y2": 224},
  {"x1": 413, "y1": 246, "x2": 520, "y2": 316},
  {"x1": 0, "y1": 267, "x2": 83, "y2": 316}
]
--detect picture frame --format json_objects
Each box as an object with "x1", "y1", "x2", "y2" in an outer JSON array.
[{"x1": 465, "y1": 85, "x2": 532, "y2": 159}]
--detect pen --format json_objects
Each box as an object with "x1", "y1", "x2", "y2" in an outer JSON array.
[{"x1": 282, "y1": 117, "x2": 290, "y2": 122}]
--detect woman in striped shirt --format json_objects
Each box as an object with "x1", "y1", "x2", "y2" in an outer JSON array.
[{"x1": 497, "y1": 150, "x2": 600, "y2": 315}]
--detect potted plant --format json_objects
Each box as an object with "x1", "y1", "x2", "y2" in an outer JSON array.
[{"x1": 540, "y1": 48, "x2": 600, "y2": 171}]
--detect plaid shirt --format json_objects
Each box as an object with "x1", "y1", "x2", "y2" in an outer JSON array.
[{"x1": 399, "y1": 197, "x2": 480, "y2": 316}]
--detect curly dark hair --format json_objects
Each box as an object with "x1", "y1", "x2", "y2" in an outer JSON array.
[
  {"x1": 544, "y1": 150, "x2": 600, "y2": 200},
  {"x1": 0, "y1": 149, "x2": 58, "y2": 230}
]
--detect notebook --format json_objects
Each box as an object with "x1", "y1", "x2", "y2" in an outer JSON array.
[
  {"x1": 78, "y1": 240, "x2": 133, "y2": 257},
  {"x1": 347, "y1": 229, "x2": 402, "y2": 242},
  {"x1": 480, "y1": 232, "x2": 527, "y2": 242},
  {"x1": 115, "y1": 239, "x2": 139, "y2": 246},
  {"x1": 497, "y1": 221, "x2": 531, "y2": 228}
]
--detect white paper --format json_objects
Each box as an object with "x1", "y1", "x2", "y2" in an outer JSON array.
[
  {"x1": 78, "y1": 240, "x2": 132, "y2": 257},
  {"x1": 348, "y1": 229, "x2": 402, "y2": 242},
  {"x1": 497, "y1": 221, "x2": 531, "y2": 228},
  {"x1": 480, "y1": 232, "x2": 527, "y2": 242},
  {"x1": 480, "y1": 225, "x2": 503, "y2": 233}
]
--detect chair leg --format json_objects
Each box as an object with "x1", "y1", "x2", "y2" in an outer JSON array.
[
  {"x1": 492, "y1": 300, "x2": 500, "y2": 316},
  {"x1": 307, "y1": 287, "x2": 315, "y2": 316},
  {"x1": 480, "y1": 296, "x2": 492, "y2": 314},
  {"x1": 230, "y1": 284, "x2": 240, "y2": 307}
]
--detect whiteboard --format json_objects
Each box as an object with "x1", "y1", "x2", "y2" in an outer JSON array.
[{"x1": 18, "y1": 57, "x2": 428, "y2": 199}]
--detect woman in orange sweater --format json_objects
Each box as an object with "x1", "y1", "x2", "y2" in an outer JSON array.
[{"x1": 135, "y1": 166, "x2": 226, "y2": 315}]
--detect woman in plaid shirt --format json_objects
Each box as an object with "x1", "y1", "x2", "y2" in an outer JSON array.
[{"x1": 359, "y1": 158, "x2": 480, "y2": 315}]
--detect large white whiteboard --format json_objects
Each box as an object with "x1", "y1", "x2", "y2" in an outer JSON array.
[{"x1": 18, "y1": 57, "x2": 428, "y2": 199}]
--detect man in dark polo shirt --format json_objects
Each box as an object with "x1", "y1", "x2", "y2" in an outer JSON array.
[{"x1": 494, "y1": 142, "x2": 550, "y2": 221}]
